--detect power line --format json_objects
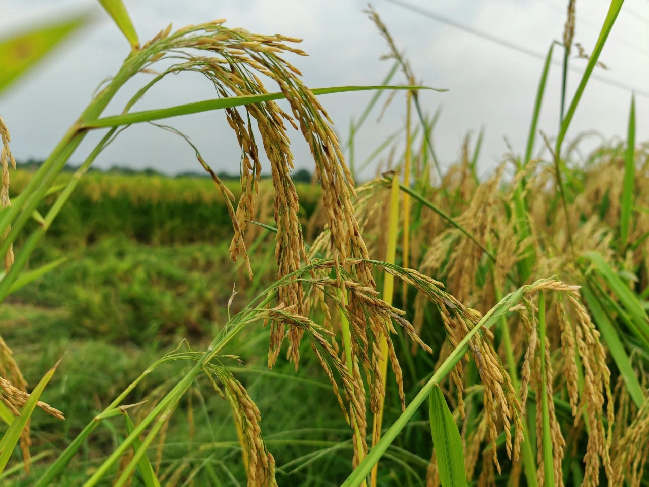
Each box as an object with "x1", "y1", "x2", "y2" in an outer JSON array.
[
  {"x1": 623, "y1": 5, "x2": 649, "y2": 28},
  {"x1": 382, "y1": 0, "x2": 649, "y2": 99}
]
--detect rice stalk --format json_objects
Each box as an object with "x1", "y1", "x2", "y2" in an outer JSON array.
[
  {"x1": 370, "y1": 170, "x2": 400, "y2": 487},
  {"x1": 402, "y1": 87, "x2": 413, "y2": 307}
]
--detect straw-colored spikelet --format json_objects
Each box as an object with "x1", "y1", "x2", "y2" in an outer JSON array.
[
  {"x1": 0, "y1": 376, "x2": 64, "y2": 420},
  {"x1": 426, "y1": 450, "x2": 440, "y2": 487},
  {"x1": 465, "y1": 412, "x2": 488, "y2": 480},
  {"x1": 517, "y1": 280, "x2": 614, "y2": 486},
  {"x1": 557, "y1": 299, "x2": 579, "y2": 415},
  {"x1": 205, "y1": 364, "x2": 276, "y2": 487},
  {"x1": 418, "y1": 165, "x2": 504, "y2": 305},
  {"x1": 611, "y1": 398, "x2": 649, "y2": 487},
  {"x1": 0, "y1": 115, "x2": 15, "y2": 270},
  {"x1": 0, "y1": 119, "x2": 33, "y2": 469},
  {"x1": 563, "y1": 0, "x2": 576, "y2": 55}
]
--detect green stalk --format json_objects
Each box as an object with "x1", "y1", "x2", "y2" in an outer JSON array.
[
  {"x1": 411, "y1": 93, "x2": 451, "y2": 208},
  {"x1": 538, "y1": 291, "x2": 555, "y2": 487},
  {"x1": 402, "y1": 89, "x2": 413, "y2": 306},
  {"x1": 559, "y1": 47, "x2": 569, "y2": 127},
  {"x1": 338, "y1": 289, "x2": 367, "y2": 487},
  {"x1": 515, "y1": 42, "x2": 556, "y2": 282},
  {"x1": 371, "y1": 168, "x2": 400, "y2": 487},
  {"x1": 470, "y1": 126, "x2": 484, "y2": 185},
  {"x1": 113, "y1": 406, "x2": 172, "y2": 487}
]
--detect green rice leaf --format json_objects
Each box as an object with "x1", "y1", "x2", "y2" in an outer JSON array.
[
  {"x1": 98, "y1": 0, "x2": 139, "y2": 50},
  {"x1": 5, "y1": 257, "x2": 67, "y2": 295},
  {"x1": 524, "y1": 43, "x2": 555, "y2": 167},
  {"x1": 122, "y1": 410, "x2": 160, "y2": 487},
  {"x1": 620, "y1": 94, "x2": 635, "y2": 248},
  {"x1": 0, "y1": 359, "x2": 60, "y2": 474},
  {"x1": 83, "y1": 85, "x2": 444, "y2": 128},
  {"x1": 581, "y1": 251, "x2": 649, "y2": 347},
  {"x1": 0, "y1": 403, "x2": 14, "y2": 426},
  {"x1": 0, "y1": 15, "x2": 88, "y2": 93},
  {"x1": 428, "y1": 386, "x2": 467, "y2": 487}
]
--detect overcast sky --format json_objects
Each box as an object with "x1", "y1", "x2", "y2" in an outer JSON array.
[{"x1": 0, "y1": 0, "x2": 648, "y2": 180}]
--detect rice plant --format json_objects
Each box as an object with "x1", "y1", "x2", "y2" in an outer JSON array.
[{"x1": 0, "y1": 0, "x2": 648, "y2": 486}]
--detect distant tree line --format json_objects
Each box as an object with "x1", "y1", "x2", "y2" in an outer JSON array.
[{"x1": 15, "y1": 158, "x2": 313, "y2": 182}]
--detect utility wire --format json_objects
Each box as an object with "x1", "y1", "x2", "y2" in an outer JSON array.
[{"x1": 383, "y1": 0, "x2": 649, "y2": 99}]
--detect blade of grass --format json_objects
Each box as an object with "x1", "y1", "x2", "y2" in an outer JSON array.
[
  {"x1": 5, "y1": 257, "x2": 67, "y2": 295},
  {"x1": 525, "y1": 42, "x2": 556, "y2": 167},
  {"x1": 0, "y1": 359, "x2": 60, "y2": 474},
  {"x1": 428, "y1": 385, "x2": 467, "y2": 487},
  {"x1": 113, "y1": 404, "x2": 174, "y2": 487},
  {"x1": 370, "y1": 170, "x2": 400, "y2": 487},
  {"x1": 538, "y1": 291, "x2": 555, "y2": 487},
  {"x1": 349, "y1": 118, "x2": 356, "y2": 181},
  {"x1": 0, "y1": 14, "x2": 89, "y2": 93},
  {"x1": 581, "y1": 251, "x2": 649, "y2": 347},
  {"x1": 358, "y1": 128, "x2": 404, "y2": 175},
  {"x1": 515, "y1": 42, "x2": 556, "y2": 282},
  {"x1": 0, "y1": 450, "x2": 53, "y2": 481},
  {"x1": 122, "y1": 410, "x2": 161, "y2": 487},
  {"x1": 0, "y1": 403, "x2": 13, "y2": 426},
  {"x1": 620, "y1": 94, "x2": 635, "y2": 248},
  {"x1": 83, "y1": 86, "x2": 444, "y2": 128},
  {"x1": 98, "y1": 0, "x2": 139, "y2": 50}
]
